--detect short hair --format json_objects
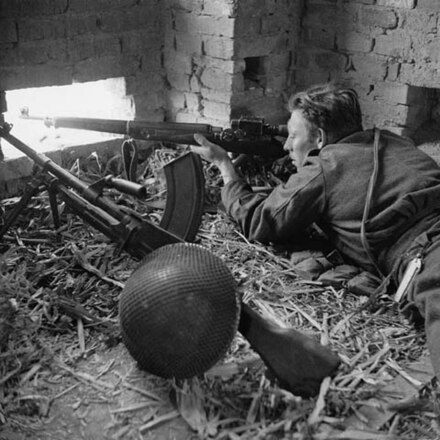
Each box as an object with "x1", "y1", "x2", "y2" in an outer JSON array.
[{"x1": 288, "y1": 83, "x2": 363, "y2": 142}]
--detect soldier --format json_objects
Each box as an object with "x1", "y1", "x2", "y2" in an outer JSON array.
[{"x1": 191, "y1": 83, "x2": 440, "y2": 381}]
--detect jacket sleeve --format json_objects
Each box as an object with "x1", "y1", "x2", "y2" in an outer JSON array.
[{"x1": 221, "y1": 160, "x2": 326, "y2": 244}]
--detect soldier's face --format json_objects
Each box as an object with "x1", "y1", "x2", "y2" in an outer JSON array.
[{"x1": 283, "y1": 110, "x2": 321, "y2": 167}]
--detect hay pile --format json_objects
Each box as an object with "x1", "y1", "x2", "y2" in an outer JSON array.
[{"x1": 0, "y1": 147, "x2": 439, "y2": 440}]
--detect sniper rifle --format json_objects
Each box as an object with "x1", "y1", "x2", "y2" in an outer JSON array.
[{"x1": 19, "y1": 109, "x2": 288, "y2": 158}]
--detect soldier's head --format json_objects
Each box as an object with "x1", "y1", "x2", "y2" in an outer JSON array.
[{"x1": 283, "y1": 84, "x2": 363, "y2": 166}]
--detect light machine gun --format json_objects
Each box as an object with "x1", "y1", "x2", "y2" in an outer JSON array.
[{"x1": 0, "y1": 120, "x2": 340, "y2": 398}]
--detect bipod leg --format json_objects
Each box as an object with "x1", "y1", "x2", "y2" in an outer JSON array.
[{"x1": 0, "y1": 174, "x2": 46, "y2": 239}]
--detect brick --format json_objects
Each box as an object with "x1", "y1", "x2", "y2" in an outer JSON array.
[
  {"x1": 202, "y1": 0, "x2": 237, "y2": 17},
  {"x1": 350, "y1": 53, "x2": 387, "y2": 79},
  {"x1": 0, "y1": 64, "x2": 73, "y2": 90},
  {"x1": 260, "y1": 13, "x2": 293, "y2": 35},
  {"x1": 401, "y1": 10, "x2": 438, "y2": 34},
  {"x1": 174, "y1": 31, "x2": 202, "y2": 55},
  {"x1": 0, "y1": 0, "x2": 69, "y2": 17},
  {"x1": 68, "y1": 0, "x2": 140, "y2": 13},
  {"x1": 0, "y1": 20, "x2": 18, "y2": 43},
  {"x1": 235, "y1": 34, "x2": 289, "y2": 58},
  {"x1": 359, "y1": 6, "x2": 397, "y2": 29},
  {"x1": 424, "y1": 38, "x2": 440, "y2": 63},
  {"x1": 342, "y1": 0, "x2": 374, "y2": 4},
  {"x1": 99, "y1": 5, "x2": 160, "y2": 32},
  {"x1": 174, "y1": 12, "x2": 234, "y2": 37},
  {"x1": 373, "y1": 82, "x2": 411, "y2": 104},
  {"x1": 377, "y1": 0, "x2": 415, "y2": 8},
  {"x1": 125, "y1": 72, "x2": 166, "y2": 95},
  {"x1": 303, "y1": 3, "x2": 339, "y2": 27},
  {"x1": 200, "y1": 66, "x2": 234, "y2": 91},
  {"x1": 203, "y1": 36, "x2": 234, "y2": 59},
  {"x1": 134, "y1": 91, "x2": 165, "y2": 114},
  {"x1": 18, "y1": 17, "x2": 70, "y2": 41},
  {"x1": 233, "y1": 17, "x2": 261, "y2": 38},
  {"x1": 200, "y1": 88, "x2": 231, "y2": 104},
  {"x1": 202, "y1": 99, "x2": 231, "y2": 121},
  {"x1": 164, "y1": 51, "x2": 193, "y2": 75},
  {"x1": 166, "y1": 0, "x2": 203, "y2": 13},
  {"x1": 337, "y1": 32, "x2": 373, "y2": 53},
  {"x1": 120, "y1": 30, "x2": 162, "y2": 55},
  {"x1": 167, "y1": 70, "x2": 191, "y2": 91},
  {"x1": 386, "y1": 62, "x2": 401, "y2": 81},
  {"x1": 184, "y1": 92, "x2": 201, "y2": 112},
  {"x1": 374, "y1": 31, "x2": 412, "y2": 58},
  {"x1": 266, "y1": 53, "x2": 292, "y2": 75},
  {"x1": 312, "y1": 50, "x2": 348, "y2": 72},
  {"x1": 303, "y1": 27, "x2": 336, "y2": 50},
  {"x1": 399, "y1": 62, "x2": 440, "y2": 89},
  {"x1": 65, "y1": 13, "x2": 100, "y2": 37},
  {"x1": 266, "y1": 74, "x2": 288, "y2": 94},
  {"x1": 73, "y1": 56, "x2": 126, "y2": 83},
  {"x1": 417, "y1": 0, "x2": 439, "y2": 10}
]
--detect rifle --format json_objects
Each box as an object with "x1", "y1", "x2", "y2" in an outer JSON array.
[
  {"x1": 19, "y1": 109, "x2": 288, "y2": 158},
  {"x1": 0, "y1": 122, "x2": 340, "y2": 397}
]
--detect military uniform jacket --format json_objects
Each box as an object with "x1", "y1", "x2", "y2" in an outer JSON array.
[{"x1": 222, "y1": 129, "x2": 440, "y2": 277}]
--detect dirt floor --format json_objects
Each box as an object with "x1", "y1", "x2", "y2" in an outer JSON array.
[{"x1": 1, "y1": 144, "x2": 440, "y2": 440}]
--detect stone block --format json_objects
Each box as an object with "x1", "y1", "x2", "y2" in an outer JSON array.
[{"x1": 0, "y1": 20, "x2": 18, "y2": 43}]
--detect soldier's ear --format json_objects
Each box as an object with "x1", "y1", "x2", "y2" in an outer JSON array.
[{"x1": 317, "y1": 128, "x2": 327, "y2": 149}]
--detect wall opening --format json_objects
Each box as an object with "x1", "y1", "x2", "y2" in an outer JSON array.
[
  {"x1": 2, "y1": 77, "x2": 134, "y2": 159},
  {"x1": 406, "y1": 86, "x2": 440, "y2": 145},
  {"x1": 243, "y1": 56, "x2": 267, "y2": 91}
]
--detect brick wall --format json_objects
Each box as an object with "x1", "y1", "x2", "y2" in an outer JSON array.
[
  {"x1": 297, "y1": 0, "x2": 440, "y2": 137},
  {"x1": 163, "y1": 0, "x2": 300, "y2": 127},
  {"x1": 1, "y1": 0, "x2": 439, "y2": 147},
  {"x1": 0, "y1": 0, "x2": 165, "y2": 120}
]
